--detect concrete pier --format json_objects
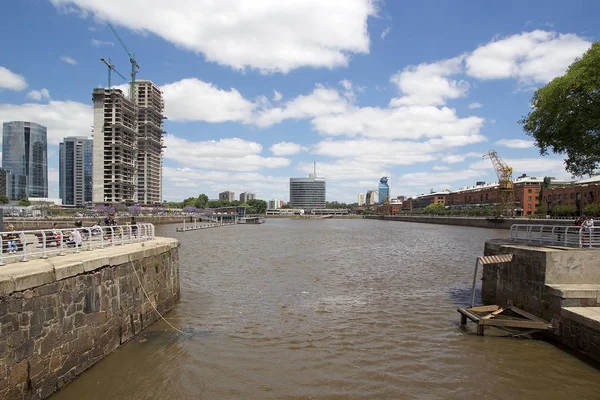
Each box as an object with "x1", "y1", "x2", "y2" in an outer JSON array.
[
  {"x1": 482, "y1": 239, "x2": 600, "y2": 362},
  {"x1": 0, "y1": 237, "x2": 180, "y2": 400}
]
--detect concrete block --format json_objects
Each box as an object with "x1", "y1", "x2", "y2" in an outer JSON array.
[
  {"x1": 53, "y1": 261, "x2": 84, "y2": 281},
  {"x1": 0, "y1": 277, "x2": 15, "y2": 296}
]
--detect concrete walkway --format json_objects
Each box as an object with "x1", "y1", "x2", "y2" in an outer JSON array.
[{"x1": 0, "y1": 237, "x2": 178, "y2": 296}]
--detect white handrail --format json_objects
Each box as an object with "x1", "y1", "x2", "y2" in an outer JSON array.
[
  {"x1": 510, "y1": 224, "x2": 599, "y2": 248},
  {"x1": 0, "y1": 223, "x2": 155, "y2": 266}
]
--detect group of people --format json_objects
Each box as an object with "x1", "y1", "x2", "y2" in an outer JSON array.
[{"x1": 576, "y1": 215, "x2": 595, "y2": 230}]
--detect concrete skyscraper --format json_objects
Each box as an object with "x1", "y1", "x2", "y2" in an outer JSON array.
[
  {"x1": 59, "y1": 136, "x2": 93, "y2": 206},
  {"x1": 2, "y1": 121, "x2": 48, "y2": 200},
  {"x1": 239, "y1": 192, "x2": 255, "y2": 203},
  {"x1": 136, "y1": 80, "x2": 165, "y2": 205},
  {"x1": 92, "y1": 88, "x2": 137, "y2": 204}
]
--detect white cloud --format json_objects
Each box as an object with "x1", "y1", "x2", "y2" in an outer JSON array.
[
  {"x1": 163, "y1": 135, "x2": 290, "y2": 171},
  {"x1": 160, "y1": 78, "x2": 256, "y2": 123},
  {"x1": 26, "y1": 89, "x2": 51, "y2": 102},
  {"x1": 272, "y1": 90, "x2": 282, "y2": 102},
  {"x1": 91, "y1": 39, "x2": 114, "y2": 47},
  {"x1": 432, "y1": 166, "x2": 450, "y2": 171},
  {"x1": 441, "y1": 152, "x2": 482, "y2": 164},
  {"x1": 255, "y1": 84, "x2": 349, "y2": 127},
  {"x1": 60, "y1": 56, "x2": 78, "y2": 65},
  {"x1": 297, "y1": 159, "x2": 390, "y2": 181},
  {"x1": 495, "y1": 138, "x2": 535, "y2": 149},
  {"x1": 398, "y1": 169, "x2": 487, "y2": 188},
  {"x1": 163, "y1": 166, "x2": 289, "y2": 200},
  {"x1": 381, "y1": 26, "x2": 391, "y2": 39},
  {"x1": 312, "y1": 104, "x2": 484, "y2": 140},
  {"x1": 468, "y1": 102, "x2": 483, "y2": 109},
  {"x1": 465, "y1": 30, "x2": 591, "y2": 83},
  {"x1": 0, "y1": 101, "x2": 91, "y2": 145},
  {"x1": 390, "y1": 56, "x2": 468, "y2": 106},
  {"x1": 270, "y1": 142, "x2": 307, "y2": 156},
  {"x1": 51, "y1": 0, "x2": 377, "y2": 74},
  {"x1": 0, "y1": 66, "x2": 27, "y2": 91}
]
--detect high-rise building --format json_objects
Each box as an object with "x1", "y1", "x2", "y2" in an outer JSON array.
[
  {"x1": 136, "y1": 80, "x2": 165, "y2": 205},
  {"x1": 289, "y1": 166, "x2": 326, "y2": 211},
  {"x1": 378, "y1": 176, "x2": 389, "y2": 204},
  {"x1": 92, "y1": 88, "x2": 137, "y2": 204},
  {"x1": 239, "y1": 192, "x2": 255, "y2": 203},
  {"x1": 0, "y1": 169, "x2": 10, "y2": 198},
  {"x1": 219, "y1": 191, "x2": 235, "y2": 201},
  {"x1": 2, "y1": 121, "x2": 48, "y2": 200},
  {"x1": 358, "y1": 193, "x2": 365, "y2": 206},
  {"x1": 366, "y1": 190, "x2": 376, "y2": 205},
  {"x1": 59, "y1": 136, "x2": 93, "y2": 206},
  {"x1": 268, "y1": 199, "x2": 283, "y2": 210}
]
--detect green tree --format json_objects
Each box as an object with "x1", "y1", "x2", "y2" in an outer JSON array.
[
  {"x1": 535, "y1": 204, "x2": 548, "y2": 216},
  {"x1": 583, "y1": 203, "x2": 600, "y2": 217},
  {"x1": 247, "y1": 199, "x2": 267, "y2": 214},
  {"x1": 520, "y1": 42, "x2": 600, "y2": 176},
  {"x1": 552, "y1": 204, "x2": 577, "y2": 217},
  {"x1": 195, "y1": 193, "x2": 209, "y2": 209},
  {"x1": 423, "y1": 203, "x2": 446, "y2": 214},
  {"x1": 18, "y1": 198, "x2": 31, "y2": 207},
  {"x1": 0, "y1": 195, "x2": 8, "y2": 205}
]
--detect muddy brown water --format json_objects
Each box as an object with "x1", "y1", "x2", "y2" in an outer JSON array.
[{"x1": 52, "y1": 219, "x2": 600, "y2": 399}]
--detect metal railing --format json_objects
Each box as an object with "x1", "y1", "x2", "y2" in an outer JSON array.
[
  {"x1": 510, "y1": 224, "x2": 599, "y2": 248},
  {"x1": 0, "y1": 223, "x2": 155, "y2": 265}
]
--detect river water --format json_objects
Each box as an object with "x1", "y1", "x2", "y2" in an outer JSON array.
[{"x1": 53, "y1": 219, "x2": 600, "y2": 400}]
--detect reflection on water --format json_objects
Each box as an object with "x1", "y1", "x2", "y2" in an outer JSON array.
[{"x1": 52, "y1": 219, "x2": 600, "y2": 400}]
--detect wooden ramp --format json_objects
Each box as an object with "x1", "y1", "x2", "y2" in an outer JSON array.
[{"x1": 458, "y1": 303, "x2": 552, "y2": 337}]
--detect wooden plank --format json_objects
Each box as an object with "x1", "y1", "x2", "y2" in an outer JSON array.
[
  {"x1": 457, "y1": 308, "x2": 481, "y2": 322},
  {"x1": 479, "y1": 319, "x2": 551, "y2": 330},
  {"x1": 469, "y1": 305, "x2": 499, "y2": 313},
  {"x1": 507, "y1": 306, "x2": 551, "y2": 324},
  {"x1": 481, "y1": 307, "x2": 504, "y2": 320}
]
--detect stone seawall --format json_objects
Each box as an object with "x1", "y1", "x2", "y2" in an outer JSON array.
[
  {"x1": 482, "y1": 239, "x2": 600, "y2": 362},
  {"x1": 0, "y1": 237, "x2": 180, "y2": 400},
  {"x1": 366, "y1": 215, "x2": 573, "y2": 230},
  {"x1": 4, "y1": 216, "x2": 184, "y2": 231}
]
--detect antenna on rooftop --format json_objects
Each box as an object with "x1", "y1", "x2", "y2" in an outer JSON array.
[{"x1": 314, "y1": 161, "x2": 317, "y2": 175}]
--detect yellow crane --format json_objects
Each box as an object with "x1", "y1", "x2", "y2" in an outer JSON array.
[{"x1": 483, "y1": 149, "x2": 515, "y2": 217}]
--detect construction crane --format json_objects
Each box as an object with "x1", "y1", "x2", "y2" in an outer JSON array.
[
  {"x1": 100, "y1": 58, "x2": 127, "y2": 89},
  {"x1": 483, "y1": 149, "x2": 515, "y2": 218},
  {"x1": 107, "y1": 23, "x2": 139, "y2": 101}
]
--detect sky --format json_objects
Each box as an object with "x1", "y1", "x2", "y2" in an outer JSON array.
[{"x1": 0, "y1": 0, "x2": 598, "y2": 203}]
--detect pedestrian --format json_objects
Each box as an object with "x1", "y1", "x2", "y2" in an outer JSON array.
[
  {"x1": 130, "y1": 216, "x2": 138, "y2": 237},
  {"x1": 6, "y1": 224, "x2": 18, "y2": 254}
]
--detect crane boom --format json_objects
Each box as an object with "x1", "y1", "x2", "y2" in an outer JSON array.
[
  {"x1": 100, "y1": 58, "x2": 127, "y2": 89},
  {"x1": 107, "y1": 23, "x2": 140, "y2": 101}
]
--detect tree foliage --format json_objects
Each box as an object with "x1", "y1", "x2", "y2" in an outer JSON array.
[
  {"x1": 520, "y1": 42, "x2": 600, "y2": 176},
  {"x1": 423, "y1": 203, "x2": 446, "y2": 214},
  {"x1": 0, "y1": 195, "x2": 8, "y2": 205},
  {"x1": 583, "y1": 203, "x2": 599, "y2": 217},
  {"x1": 18, "y1": 198, "x2": 31, "y2": 207},
  {"x1": 551, "y1": 204, "x2": 578, "y2": 217}
]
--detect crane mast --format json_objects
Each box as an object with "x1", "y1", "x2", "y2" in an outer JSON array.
[
  {"x1": 483, "y1": 149, "x2": 515, "y2": 217},
  {"x1": 100, "y1": 58, "x2": 127, "y2": 89},
  {"x1": 107, "y1": 23, "x2": 139, "y2": 101}
]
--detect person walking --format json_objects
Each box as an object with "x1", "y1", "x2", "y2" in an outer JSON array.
[{"x1": 6, "y1": 224, "x2": 18, "y2": 254}]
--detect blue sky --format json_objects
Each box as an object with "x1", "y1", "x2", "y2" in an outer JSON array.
[{"x1": 0, "y1": 0, "x2": 598, "y2": 202}]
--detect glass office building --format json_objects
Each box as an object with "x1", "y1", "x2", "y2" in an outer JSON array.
[
  {"x1": 2, "y1": 121, "x2": 48, "y2": 199},
  {"x1": 289, "y1": 173, "x2": 326, "y2": 211},
  {"x1": 59, "y1": 137, "x2": 93, "y2": 206},
  {"x1": 378, "y1": 176, "x2": 389, "y2": 204}
]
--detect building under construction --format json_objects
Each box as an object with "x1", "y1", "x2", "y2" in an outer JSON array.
[
  {"x1": 136, "y1": 80, "x2": 165, "y2": 205},
  {"x1": 92, "y1": 81, "x2": 165, "y2": 206},
  {"x1": 92, "y1": 88, "x2": 137, "y2": 205}
]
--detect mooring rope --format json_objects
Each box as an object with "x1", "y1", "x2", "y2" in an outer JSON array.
[{"x1": 131, "y1": 262, "x2": 191, "y2": 336}]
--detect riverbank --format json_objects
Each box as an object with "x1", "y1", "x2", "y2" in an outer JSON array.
[{"x1": 365, "y1": 215, "x2": 574, "y2": 229}]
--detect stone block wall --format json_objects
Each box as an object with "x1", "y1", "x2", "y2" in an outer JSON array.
[{"x1": 0, "y1": 238, "x2": 179, "y2": 400}]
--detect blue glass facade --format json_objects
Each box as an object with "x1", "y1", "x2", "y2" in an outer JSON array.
[
  {"x1": 59, "y1": 137, "x2": 93, "y2": 206},
  {"x1": 2, "y1": 121, "x2": 48, "y2": 200},
  {"x1": 378, "y1": 177, "x2": 389, "y2": 204}
]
